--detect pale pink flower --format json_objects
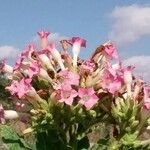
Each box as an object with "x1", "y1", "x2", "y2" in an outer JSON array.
[
  {"x1": 133, "y1": 77, "x2": 144, "y2": 99},
  {"x1": 28, "y1": 61, "x2": 40, "y2": 78},
  {"x1": 5, "y1": 80, "x2": 19, "y2": 95},
  {"x1": 37, "y1": 51, "x2": 55, "y2": 72},
  {"x1": 37, "y1": 31, "x2": 50, "y2": 38},
  {"x1": 47, "y1": 43, "x2": 65, "y2": 70},
  {"x1": 123, "y1": 66, "x2": 134, "y2": 97},
  {"x1": 13, "y1": 55, "x2": 24, "y2": 71},
  {"x1": 78, "y1": 87, "x2": 99, "y2": 110},
  {"x1": 39, "y1": 68, "x2": 53, "y2": 83},
  {"x1": 0, "y1": 60, "x2": 13, "y2": 74},
  {"x1": 58, "y1": 69, "x2": 80, "y2": 86},
  {"x1": 101, "y1": 69, "x2": 123, "y2": 94},
  {"x1": 22, "y1": 44, "x2": 36, "y2": 62},
  {"x1": 6, "y1": 78, "x2": 32, "y2": 98},
  {"x1": 103, "y1": 43, "x2": 118, "y2": 59},
  {"x1": 37, "y1": 31, "x2": 50, "y2": 49},
  {"x1": 69, "y1": 37, "x2": 86, "y2": 66},
  {"x1": 80, "y1": 60, "x2": 95, "y2": 74},
  {"x1": 105, "y1": 61, "x2": 122, "y2": 77},
  {"x1": 144, "y1": 86, "x2": 150, "y2": 109},
  {"x1": 58, "y1": 84, "x2": 78, "y2": 105}
]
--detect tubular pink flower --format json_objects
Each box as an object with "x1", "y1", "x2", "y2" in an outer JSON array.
[
  {"x1": 78, "y1": 87, "x2": 99, "y2": 110},
  {"x1": 58, "y1": 69, "x2": 80, "y2": 86},
  {"x1": 133, "y1": 78, "x2": 144, "y2": 99},
  {"x1": 123, "y1": 66, "x2": 134, "y2": 97},
  {"x1": 58, "y1": 84, "x2": 78, "y2": 105},
  {"x1": 37, "y1": 52, "x2": 55, "y2": 72},
  {"x1": 21, "y1": 61, "x2": 53, "y2": 83},
  {"x1": 144, "y1": 86, "x2": 150, "y2": 109},
  {"x1": 47, "y1": 43, "x2": 65, "y2": 70},
  {"x1": 101, "y1": 70, "x2": 123, "y2": 94},
  {"x1": 6, "y1": 78, "x2": 31, "y2": 98},
  {"x1": 101, "y1": 64, "x2": 124, "y2": 94},
  {"x1": 3, "y1": 64, "x2": 13, "y2": 73},
  {"x1": 0, "y1": 60, "x2": 13, "y2": 74},
  {"x1": 22, "y1": 44, "x2": 36, "y2": 63},
  {"x1": 28, "y1": 61, "x2": 40, "y2": 78},
  {"x1": 80, "y1": 60, "x2": 95, "y2": 74},
  {"x1": 39, "y1": 68, "x2": 53, "y2": 83},
  {"x1": 13, "y1": 55, "x2": 24, "y2": 71},
  {"x1": 37, "y1": 31, "x2": 50, "y2": 49},
  {"x1": 103, "y1": 43, "x2": 118, "y2": 59},
  {"x1": 69, "y1": 37, "x2": 86, "y2": 66}
]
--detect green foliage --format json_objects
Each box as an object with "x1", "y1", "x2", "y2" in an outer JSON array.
[{"x1": 0, "y1": 125, "x2": 32, "y2": 150}]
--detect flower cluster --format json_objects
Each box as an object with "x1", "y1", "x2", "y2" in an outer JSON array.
[{"x1": 1, "y1": 31, "x2": 150, "y2": 149}]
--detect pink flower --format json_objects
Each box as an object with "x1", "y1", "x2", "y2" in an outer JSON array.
[
  {"x1": 5, "y1": 80, "x2": 19, "y2": 95},
  {"x1": 0, "y1": 60, "x2": 13, "y2": 73},
  {"x1": 21, "y1": 44, "x2": 36, "y2": 62},
  {"x1": 47, "y1": 43, "x2": 65, "y2": 70},
  {"x1": 28, "y1": 61, "x2": 40, "y2": 78},
  {"x1": 37, "y1": 31, "x2": 50, "y2": 49},
  {"x1": 133, "y1": 78, "x2": 144, "y2": 99},
  {"x1": 78, "y1": 87, "x2": 99, "y2": 110},
  {"x1": 80, "y1": 60, "x2": 95, "y2": 74},
  {"x1": 37, "y1": 31, "x2": 50, "y2": 39},
  {"x1": 58, "y1": 84, "x2": 78, "y2": 105},
  {"x1": 58, "y1": 69, "x2": 80, "y2": 86},
  {"x1": 103, "y1": 43, "x2": 118, "y2": 59},
  {"x1": 123, "y1": 66, "x2": 134, "y2": 97},
  {"x1": 37, "y1": 51, "x2": 55, "y2": 72},
  {"x1": 101, "y1": 69, "x2": 123, "y2": 94},
  {"x1": 144, "y1": 86, "x2": 150, "y2": 109},
  {"x1": 69, "y1": 37, "x2": 86, "y2": 66},
  {"x1": 13, "y1": 55, "x2": 24, "y2": 71},
  {"x1": 6, "y1": 78, "x2": 32, "y2": 98}
]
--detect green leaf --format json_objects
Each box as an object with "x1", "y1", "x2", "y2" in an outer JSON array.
[
  {"x1": 0, "y1": 125, "x2": 20, "y2": 141},
  {"x1": 0, "y1": 125, "x2": 32, "y2": 150}
]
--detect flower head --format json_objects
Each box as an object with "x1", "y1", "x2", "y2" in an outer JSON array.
[
  {"x1": 144, "y1": 86, "x2": 150, "y2": 109},
  {"x1": 37, "y1": 31, "x2": 50, "y2": 38},
  {"x1": 80, "y1": 60, "x2": 95, "y2": 74},
  {"x1": 28, "y1": 61, "x2": 40, "y2": 78},
  {"x1": 103, "y1": 43, "x2": 118, "y2": 59},
  {"x1": 47, "y1": 43, "x2": 65, "y2": 70},
  {"x1": 101, "y1": 70, "x2": 123, "y2": 94},
  {"x1": 37, "y1": 31, "x2": 50, "y2": 49},
  {"x1": 6, "y1": 78, "x2": 32, "y2": 98},
  {"x1": 78, "y1": 87, "x2": 99, "y2": 110},
  {"x1": 69, "y1": 37, "x2": 86, "y2": 66},
  {"x1": 58, "y1": 69, "x2": 80, "y2": 86},
  {"x1": 123, "y1": 66, "x2": 134, "y2": 97},
  {"x1": 58, "y1": 84, "x2": 78, "y2": 105}
]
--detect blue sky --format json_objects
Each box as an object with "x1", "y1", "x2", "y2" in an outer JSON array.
[{"x1": 0, "y1": 0, "x2": 150, "y2": 80}]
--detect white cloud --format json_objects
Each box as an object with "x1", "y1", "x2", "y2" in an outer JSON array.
[
  {"x1": 0, "y1": 46, "x2": 19, "y2": 59},
  {"x1": 109, "y1": 4, "x2": 150, "y2": 46},
  {"x1": 123, "y1": 55, "x2": 150, "y2": 82}
]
